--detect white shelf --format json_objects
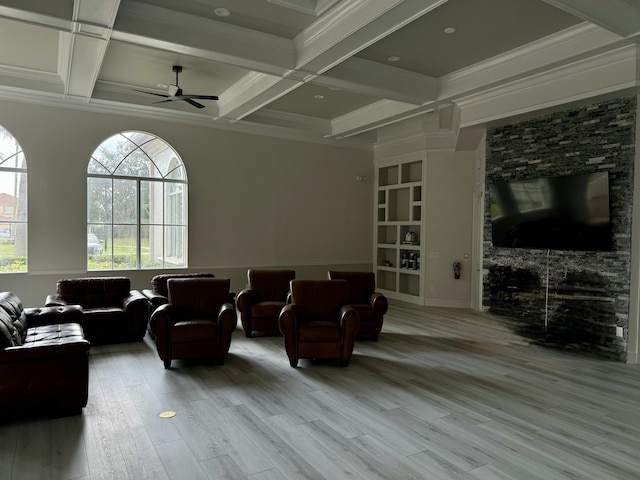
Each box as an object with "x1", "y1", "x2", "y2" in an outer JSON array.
[{"x1": 375, "y1": 157, "x2": 424, "y2": 300}]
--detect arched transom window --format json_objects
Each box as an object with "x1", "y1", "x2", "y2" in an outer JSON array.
[{"x1": 87, "y1": 131, "x2": 187, "y2": 270}]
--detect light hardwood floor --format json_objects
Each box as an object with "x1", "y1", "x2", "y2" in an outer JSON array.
[{"x1": 2, "y1": 302, "x2": 640, "y2": 480}]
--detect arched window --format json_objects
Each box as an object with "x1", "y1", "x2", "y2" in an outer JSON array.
[
  {"x1": 87, "y1": 131, "x2": 187, "y2": 270},
  {"x1": 0, "y1": 126, "x2": 27, "y2": 273}
]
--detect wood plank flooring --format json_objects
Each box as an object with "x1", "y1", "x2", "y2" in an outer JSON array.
[{"x1": 2, "y1": 302, "x2": 640, "y2": 479}]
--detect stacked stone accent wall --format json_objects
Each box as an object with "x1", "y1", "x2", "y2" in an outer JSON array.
[{"x1": 483, "y1": 97, "x2": 637, "y2": 361}]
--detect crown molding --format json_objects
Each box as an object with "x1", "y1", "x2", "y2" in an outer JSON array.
[
  {"x1": 440, "y1": 22, "x2": 625, "y2": 100},
  {"x1": 0, "y1": 87, "x2": 370, "y2": 150},
  {"x1": 457, "y1": 44, "x2": 639, "y2": 127},
  {"x1": 542, "y1": 0, "x2": 640, "y2": 39},
  {"x1": 267, "y1": 0, "x2": 341, "y2": 16}
]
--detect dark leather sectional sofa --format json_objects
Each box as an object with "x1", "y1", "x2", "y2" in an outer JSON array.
[{"x1": 0, "y1": 292, "x2": 90, "y2": 420}]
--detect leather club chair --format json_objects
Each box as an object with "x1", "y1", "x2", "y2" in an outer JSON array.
[
  {"x1": 143, "y1": 272, "x2": 216, "y2": 337},
  {"x1": 328, "y1": 271, "x2": 388, "y2": 341},
  {"x1": 278, "y1": 279, "x2": 359, "y2": 368},
  {"x1": 237, "y1": 269, "x2": 295, "y2": 337},
  {"x1": 149, "y1": 278, "x2": 237, "y2": 369}
]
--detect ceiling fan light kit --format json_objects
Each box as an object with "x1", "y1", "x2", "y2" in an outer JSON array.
[{"x1": 133, "y1": 65, "x2": 219, "y2": 109}]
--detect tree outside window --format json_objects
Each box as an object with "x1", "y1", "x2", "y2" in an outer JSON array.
[
  {"x1": 87, "y1": 131, "x2": 187, "y2": 270},
  {"x1": 0, "y1": 125, "x2": 27, "y2": 273}
]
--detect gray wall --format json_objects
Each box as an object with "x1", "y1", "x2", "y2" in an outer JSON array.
[
  {"x1": 483, "y1": 96, "x2": 637, "y2": 361},
  {"x1": 0, "y1": 99, "x2": 374, "y2": 305}
]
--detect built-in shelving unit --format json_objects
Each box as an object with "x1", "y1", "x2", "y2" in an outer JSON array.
[{"x1": 375, "y1": 155, "x2": 425, "y2": 303}]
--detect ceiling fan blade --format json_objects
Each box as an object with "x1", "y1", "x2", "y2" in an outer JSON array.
[
  {"x1": 183, "y1": 98, "x2": 206, "y2": 109},
  {"x1": 132, "y1": 89, "x2": 170, "y2": 98},
  {"x1": 177, "y1": 94, "x2": 219, "y2": 101},
  {"x1": 152, "y1": 99, "x2": 176, "y2": 104}
]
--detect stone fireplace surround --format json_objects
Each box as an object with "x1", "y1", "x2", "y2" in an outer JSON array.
[{"x1": 483, "y1": 96, "x2": 636, "y2": 361}]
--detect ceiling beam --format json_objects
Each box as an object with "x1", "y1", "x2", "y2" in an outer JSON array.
[
  {"x1": 542, "y1": 0, "x2": 640, "y2": 41},
  {"x1": 0, "y1": 4, "x2": 72, "y2": 31},
  {"x1": 309, "y1": 56, "x2": 438, "y2": 105},
  {"x1": 215, "y1": 0, "x2": 448, "y2": 122},
  {"x1": 295, "y1": 0, "x2": 448, "y2": 74},
  {"x1": 60, "y1": 0, "x2": 121, "y2": 100},
  {"x1": 111, "y1": 1, "x2": 295, "y2": 77}
]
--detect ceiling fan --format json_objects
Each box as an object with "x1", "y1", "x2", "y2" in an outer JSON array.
[{"x1": 133, "y1": 65, "x2": 219, "y2": 109}]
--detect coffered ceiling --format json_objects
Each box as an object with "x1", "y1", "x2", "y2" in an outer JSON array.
[{"x1": 0, "y1": 0, "x2": 638, "y2": 147}]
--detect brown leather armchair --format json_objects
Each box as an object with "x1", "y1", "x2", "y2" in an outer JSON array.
[
  {"x1": 149, "y1": 278, "x2": 237, "y2": 369},
  {"x1": 237, "y1": 269, "x2": 295, "y2": 337},
  {"x1": 278, "y1": 279, "x2": 359, "y2": 368},
  {"x1": 328, "y1": 271, "x2": 388, "y2": 341},
  {"x1": 143, "y1": 272, "x2": 216, "y2": 337}
]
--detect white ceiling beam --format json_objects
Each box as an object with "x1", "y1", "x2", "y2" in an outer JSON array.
[
  {"x1": 310, "y1": 56, "x2": 438, "y2": 105},
  {"x1": 217, "y1": 73, "x2": 303, "y2": 122},
  {"x1": 112, "y1": 1, "x2": 295, "y2": 77},
  {"x1": 295, "y1": 0, "x2": 448, "y2": 73},
  {"x1": 542, "y1": 0, "x2": 640, "y2": 41},
  {"x1": 60, "y1": 0, "x2": 120, "y2": 99},
  {"x1": 220, "y1": 0, "x2": 447, "y2": 122},
  {"x1": 0, "y1": 5, "x2": 72, "y2": 31},
  {"x1": 328, "y1": 21, "x2": 631, "y2": 138}
]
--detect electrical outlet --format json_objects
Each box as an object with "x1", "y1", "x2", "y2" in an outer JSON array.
[{"x1": 616, "y1": 326, "x2": 624, "y2": 337}]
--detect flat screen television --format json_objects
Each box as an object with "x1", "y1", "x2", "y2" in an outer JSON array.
[{"x1": 489, "y1": 171, "x2": 612, "y2": 251}]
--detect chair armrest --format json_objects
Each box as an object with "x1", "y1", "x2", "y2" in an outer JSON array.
[
  {"x1": 122, "y1": 290, "x2": 147, "y2": 310},
  {"x1": 45, "y1": 294, "x2": 68, "y2": 307},
  {"x1": 236, "y1": 289, "x2": 255, "y2": 315},
  {"x1": 370, "y1": 292, "x2": 389, "y2": 315},
  {"x1": 142, "y1": 289, "x2": 168, "y2": 309},
  {"x1": 0, "y1": 338, "x2": 90, "y2": 364},
  {"x1": 278, "y1": 304, "x2": 299, "y2": 335},
  {"x1": 217, "y1": 303, "x2": 237, "y2": 332},
  {"x1": 149, "y1": 303, "x2": 174, "y2": 342},
  {"x1": 340, "y1": 305, "x2": 360, "y2": 334},
  {"x1": 278, "y1": 304, "x2": 299, "y2": 361}
]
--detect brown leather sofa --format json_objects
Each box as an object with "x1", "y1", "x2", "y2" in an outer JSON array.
[
  {"x1": 45, "y1": 277, "x2": 148, "y2": 345},
  {"x1": 149, "y1": 278, "x2": 237, "y2": 369},
  {"x1": 0, "y1": 292, "x2": 90, "y2": 420},
  {"x1": 143, "y1": 272, "x2": 216, "y2": 337},
  {"x1": 237, "y1": 269, "x2": 295, "y2": 337},
  {"x1": 278, "y1": 279, "x2": 359, "y2": 368},
  {"x1": 328, "y1": 271, "x2": 388, "y2": 341}
]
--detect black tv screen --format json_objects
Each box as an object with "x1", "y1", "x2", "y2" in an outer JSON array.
[{"x1": 489, "y1": 171, "x2": 612, "y2": 251}]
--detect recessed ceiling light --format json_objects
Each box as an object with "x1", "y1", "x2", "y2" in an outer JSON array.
[
  {"x1": 444, "y1": 27, "x2": 456, "y2": 34},
  {"x1": 387, "y1": 55, "x2": 401, "y2": 62},
  {"x1": 314, "y1": 94, "x2": 325, "y2": 99},
  {"x1": 214, "y1": 7, "x2": 231, "y2": 17}
]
